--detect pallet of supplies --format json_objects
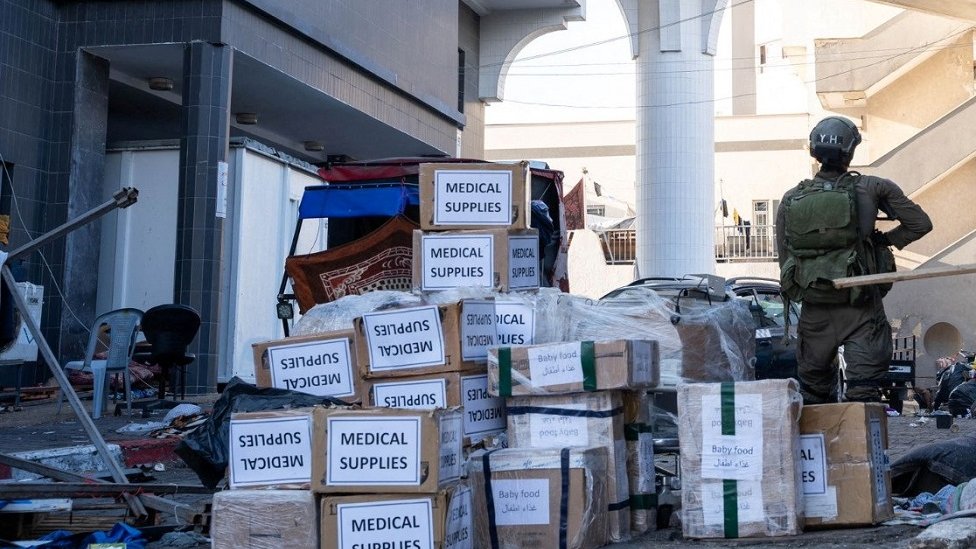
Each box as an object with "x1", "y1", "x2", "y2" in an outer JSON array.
[
  {"x1": 419, "y1": 161, "x2": 531, "y2": 231},
  {"x1": 678, "y1": 379, "x2": 804, "y2": 538},
  {"x1": 486, "y1": 339, "x2": 659, "y2": 396},
  {"x1": 211, "y1": 490, "x2": 317, "y2": 549},
  {"x1": 505, "y1": 391, "x2": 630, "y2": 542},
  {"x1": 251, "y1": 330, "x2": 359, "y2": 402},
  {"x1": 799, "y1": 402, "x2": 893, "y2": 527},
  {"x1": 320, "y1": 492, "x2": 447, "y2": 549},
  {"x1": 468, "y1": 446, "x2": 610, "y2": 549}
]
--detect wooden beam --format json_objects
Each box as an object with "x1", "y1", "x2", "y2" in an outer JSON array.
[{"x1": 833, "y1": 263, "x2": 976, "y2": 289}]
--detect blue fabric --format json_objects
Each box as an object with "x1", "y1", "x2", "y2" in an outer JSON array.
[
  {"x1": 298, "y1": 184, "x2": 419, "y2": 219},
  {"x1": 27, "y1": 522, "x2": 145, "y2": 548}
]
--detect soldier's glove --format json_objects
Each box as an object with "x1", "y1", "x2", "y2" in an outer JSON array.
[{"x1": 871, "y1": 230, "x2": 891, "y2": 248}]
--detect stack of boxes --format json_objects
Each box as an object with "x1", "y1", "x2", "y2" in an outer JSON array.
[{"x1": 483, "y1": 339, "x2": 660, "y2": 546}]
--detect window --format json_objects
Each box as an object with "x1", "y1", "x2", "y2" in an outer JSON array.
[{"x1": 587, "y1": 205, "x2": 605, "y2": 217}]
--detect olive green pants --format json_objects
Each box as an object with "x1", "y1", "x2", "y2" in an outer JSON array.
[{"x1": 796, "y1": 298, "x2": 892, "y2": 404}]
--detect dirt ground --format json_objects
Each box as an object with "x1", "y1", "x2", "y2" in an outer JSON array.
[{"x1": 2, "y1": 395, "x2": 974, "y2": 548}]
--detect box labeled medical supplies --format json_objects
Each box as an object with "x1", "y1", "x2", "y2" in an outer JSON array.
[
  {"x1": 354, "y1": 302, "x2": 485, "y2": 378},
  {"x1": 251, "y1": 330, "x2": 358, "y2": 401},
  {"x1": 487, "y1": 339, "x2": 659, "y2": 396},
  {"x1": 460, "y1": 298, "x2": 536, "y2": 362},
  {"x1": 213, "y1": 490, "x2": 317, "y2": 549},
  {"x1": 311, "y1": 407, "x2": 463, "y2": 494},
  {"x1": 506, "y1": 391, "x2": 631, "y2": 542},
  {"x1": 468, "y1": 446, "x2": 609, "y2": 549},
  {"x1": 799, "y1": 402, "x2": 893, "y2": 528},
  {"x1": 412, "y1": 229, "x2": 539, "y2": 292},
  {"x1": 320, "y1": 492, "x2": 447, "y2": 549},
  {"x1": 678, "y1": 379, "x2": 804, "y2": 539},
  {"x1": 228, "y1": 409, "x2": 313, "y2": 489},
  {"x1": 419, "y1": 162, "x2": 531, "y2": 230}
]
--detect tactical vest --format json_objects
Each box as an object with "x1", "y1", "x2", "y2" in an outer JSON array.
[{"x1": 780, "y1": 172, "x2": 870, "y2": 304}]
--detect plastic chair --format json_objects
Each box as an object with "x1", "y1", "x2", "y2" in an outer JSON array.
[
  {"x1": 139, "y1": 304, "x2": 201, "y2": 400},
  {"x1": 61, "y1": 308, "x2": 144, "y2": 419}
]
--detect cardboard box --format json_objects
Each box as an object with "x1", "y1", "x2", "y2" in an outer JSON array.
[
  {"x1": 468, "y1": 446, "x2": 609, "y2": 549},
  {"x1": 228, "y1": 409, "x2": 313, "y2": 489},
  {"x1": 622, "y1": 391, "x2": 656, "y2": 535},
  {"x1": 487, "y1": 339, "x2": 659, "y2": 396},
  {"x1": 506, "y1": 391, "x2": 631, "y2": 542},
  {"x1": 354, "y1": 302, "x2": 486, "y2": 379},
  {"x1": 362, "y1": 372, "x2": 506, "y2": 444},
  {"x1": 311, "y1": 407, "x2": 463, "y2": 494},
  {"x1": 459, "y1": 298, "x2": 536, "y2": 363},
  {"x1": 412, "y1": 229, "x2": 540, "y2": 293},
  {"x1": 212, "y1": 489, "x2": 317, "y2": 549},
  {"x1": 799, "y1": 403, "x2": 893, "y2": 528},
  {"x1": 320, "y1": 492, "x2": 447, "y2": 549},
  {"x1": 445, "y1": 481, "x2": 474, "y2": 549},
  {"x1": 251, "y1": 330, "x2": 359, "y2": 401},
  {"x1": 678, "y1": 379, "x2": 804, "y2": 539},
  {"x1": 419, "y1": 162, "x2": 531, "y2": 230}
]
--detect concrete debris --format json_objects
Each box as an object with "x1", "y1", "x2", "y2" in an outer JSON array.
[{"x1": 910, "y1": 517, "x2": 976, "y2": 548}]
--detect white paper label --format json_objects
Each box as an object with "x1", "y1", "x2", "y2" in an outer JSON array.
[
  {"x1": 326, "y1": 416, "x2": 421, "y2": 486},
  {"x1": 228, "y1": 416, "x2": 311, "y2": 488},
  {"x1": 495, "y1": 301, "x2": 535, "y2": 347},
  {"x1": 528, "y1": 403, "x2": 589, "y2": 447},
  {"x1": 372, "y1": 379, "x2": 447, "y2": 410},
  {"x1": 702, "y1": 479, "x2": 765, "y2": 526},
  {"x1": 362, "y1": 306, "x2": 445, "y2": 372},
  {"x1": 421, "y1": 234, "x2": 495, "y2": 290},
  {"x1": 700, "y1": 393, "x2": 764, "y2": 480},
  {"x1": 799, "y1": 434, "x2": 827, "y2": 495},
  {"x1": 433, "y1": 169, "x2": 513, "y2": 226},
  {"x1": 870, "y1": 418, "x2": 888, "y2": 504},
  {"x1": 266, "y1": 338, "x2": 355, "y2": 397},
  {"x1": 460, "y1": 300, "x2": 496, "y2": 361},
  {"x1": 527, "y1": 342, "x2": 585, "y2": 388},
  {"x1": 215, "y1": 161, "x2": 228, "y2": 218},
  {"x1": 460, "y1": 300, "x2": 535, "y2": 361},
  {"x1": 508, "y1": 235, "x2": 539, "y2": 290},
  {"x1": 805, "y1": 485, "x2": 839, "y2": 519},
  {"x1": 439, "y1": 413, "x2": 463, "y2": 483},
  {"x1": 445, "y1": 486, "x2": 473, "y2": 549},
  {"x1": 461, "y1": 374, "x2": 505, "y2": 440},
  {"x1": 492, "y1": 478, "x2": 550, "y2": 525},
  {"x1": 336, "y1": 499, "x2": 433, "y2": 549}
]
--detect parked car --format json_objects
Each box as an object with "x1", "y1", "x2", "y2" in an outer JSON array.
[{"x1": 600, "y1": 275, "x2": 799, "y2": 380}]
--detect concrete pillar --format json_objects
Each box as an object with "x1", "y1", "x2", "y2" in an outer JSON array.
[
  {"x1": 178, "y1": 42, "x2": 232, "y2": 394},
  {"x1": 731, "y1": 0, "x2": 756, "y2": 115},
  {"x1": 622, "y1": 0, "x2": 727, "y2": 277}
]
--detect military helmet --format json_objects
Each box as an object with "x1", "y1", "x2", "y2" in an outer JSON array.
[{"x1": 809, "y1": 116, "x2": 861, "y2": 163}]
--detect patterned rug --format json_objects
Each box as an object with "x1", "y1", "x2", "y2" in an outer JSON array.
[{"x1": 285, "y1": 215, "x2": 418, "y2": 313}]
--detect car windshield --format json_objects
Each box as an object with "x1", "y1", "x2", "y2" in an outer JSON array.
[{"x1": 735, "y1": 291, "x2": 800, "y2": 329}]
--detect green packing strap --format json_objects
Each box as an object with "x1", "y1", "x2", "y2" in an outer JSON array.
[
  {"x1": 581, "y1": 341, "x2": 597, "y2": 392},
  {"x1": 498, "y1": 347, "x2": 512, "y2": 397},
  {"x1": 630, "y1": 493, "x2": 658, "y2": 510},
  {"x1": 720, "y1": 382, "x2": 739, "y2": 539}
]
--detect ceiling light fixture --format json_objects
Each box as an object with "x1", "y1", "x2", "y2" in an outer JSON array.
[{"x1": 235, "y1": 112, "x2": 258, "y2": 125}]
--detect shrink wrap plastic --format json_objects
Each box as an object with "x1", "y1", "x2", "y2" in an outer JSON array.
[
  {"x1": 294, "y1": 290, "x2": 423, "y2": 335},
  {"x1": 547, "y1": 287, "x2": 756, "y2": 387},
  {"x1": 678, "y1": 379, "x2": 804, "y2": 539},
  {"x1": 468, "y1": 446, "x2": 610, "y2": 549},
  {"x1": 211, "y1": 489, "x2": 318, "y2": 549}
]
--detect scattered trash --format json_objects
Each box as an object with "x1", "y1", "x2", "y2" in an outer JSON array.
[
  {"x1": 154, "y1": 530, "x2": 210, "y2": 548},
  {"x1": 116, "y1": 420, "x2": 168, "y2": 435},
  {"x1": 153, "y1": 462, "x2": 166, "y2": 472},
  {"x1": 163, "y1": 403, "x2": 202, "y2": 423},
  {"x1": 886, "y1": 408, "x2": 901, "y2": 417}
]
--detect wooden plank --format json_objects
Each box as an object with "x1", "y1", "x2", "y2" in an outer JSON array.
[
  {"x1": 0, "y1": 482, "x2": 213, "y2": 498},
  {"x1": 832, "y1": 262, "x2": 976, "y2": 289}
]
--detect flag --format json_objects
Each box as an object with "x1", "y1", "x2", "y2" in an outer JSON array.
[{"x1": 563, "y1": 178, "x2": 585, "y2": 230}]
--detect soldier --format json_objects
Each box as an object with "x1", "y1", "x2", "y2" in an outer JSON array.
[{"x1": 777, "y1": 116, "x2": 932, "y2": 404}]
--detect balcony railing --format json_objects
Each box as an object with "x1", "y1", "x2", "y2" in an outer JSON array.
[{"x1": 596, "y1": 224, "x2": 780, "y2": 264}]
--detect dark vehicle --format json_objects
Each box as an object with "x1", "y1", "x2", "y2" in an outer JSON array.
[{"x1": 600, "y1": 275, "x2": 800, "y2": 380}]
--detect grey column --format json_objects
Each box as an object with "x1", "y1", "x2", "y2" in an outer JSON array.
[
  {"x1": 178, "y1": 41, "x2": 232, "y2": 394},
  {"x1": 61, "y1": 50, "x2": 110, "y2": 359}
]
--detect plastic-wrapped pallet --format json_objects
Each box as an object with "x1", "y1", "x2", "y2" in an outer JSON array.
[
  {"x1": 505, "y1": 391, "x2": 630, "y2": 542},
  {"x1": 211, "y1": 489, "x2": 317, "y2": 549},
  {"x1": 293, "y1": 290, "x2": 424, "y2": 335},
  {"x1": 678, "y1": 379, "x2": 804, "y2": 539},
  {"x1": 468, "y1": 446, "x2": 609, "y2": 549},
  {"x1": 623, "y1": 391, "x2": 656, "y2": 535}
]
